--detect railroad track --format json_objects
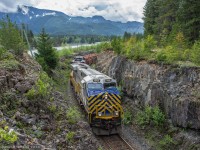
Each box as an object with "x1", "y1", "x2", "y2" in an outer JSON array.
[{"x1": 99, "y1": 134, "x2": 135, "y2": 150}]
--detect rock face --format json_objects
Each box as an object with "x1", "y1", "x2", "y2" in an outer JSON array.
[
  {"x1": 0, "y1": 53, "x2": 41, "y2": 94},
  {"x1": 96, "y1": 51, "x2": 200, "y2": 130}
]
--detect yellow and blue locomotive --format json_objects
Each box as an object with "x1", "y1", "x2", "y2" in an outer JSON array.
[{"x1": 70, "y1": 63, "x2": 123, "y2": 135}]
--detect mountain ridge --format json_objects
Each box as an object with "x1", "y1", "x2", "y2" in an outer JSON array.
[{"x1": 0, "y1": 5, "x2": 144, "y2": 35}]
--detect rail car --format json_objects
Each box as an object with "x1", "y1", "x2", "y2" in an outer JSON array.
[{"x1": 70, "y1": 62, "x2": 123, "y2": 135}]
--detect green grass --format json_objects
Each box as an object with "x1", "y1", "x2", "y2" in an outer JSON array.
[{"x1": 66, "y1": 131, "x2": 75, "y2": 143}]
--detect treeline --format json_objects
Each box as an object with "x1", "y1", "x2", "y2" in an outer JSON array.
[
  {"x1": 51, "y1": 35, "x2": 112, "y2": 46},
  {"x1": 143, "y1": 0, "x2": 200, "y2": 45},
  {"x1": 0, "y1": 16, "x2": 58, "y2": 75},
  {"x1": 110, "y1": 0, "x2": 200, "y2": 66},
  {"x1": 0, "y1": 16, "x2": 26, "y2": 56}
]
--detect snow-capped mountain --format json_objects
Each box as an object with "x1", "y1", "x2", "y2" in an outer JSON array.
[{"x1": 0, "y1": 6, "x2": 143, "y2": 35}]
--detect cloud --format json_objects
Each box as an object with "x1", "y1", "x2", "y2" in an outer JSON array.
[
  {"x1": 0, "y1": 0, "x2": 147, "y2": 22},
  {"x1": 0, "y1": 0, "x2": 39, "y2": 12}
]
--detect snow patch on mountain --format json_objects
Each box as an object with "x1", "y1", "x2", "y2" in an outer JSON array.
[
  {"x1": 20, "y1": 5, "x2": 29, "y2": 15},
  {"x1": 42, "y1": 12, "x2": 56, "y2": 17}
]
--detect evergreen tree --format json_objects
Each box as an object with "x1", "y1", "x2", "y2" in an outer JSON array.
[
  {"x1": 156, "y1": 0, "x2": 180, "y2": 44},
  {"x1": 143, "y1": 0, "x2": 159, "y2": 36},
  {"x1": 177, "y1": 0, "x2": 200, "y2": 44},
  {"x1": 0, "y1": 16, "x2": 25, "y2": 55},
  {"x1": 123, "y1": 32, "x2": 132, "y2": 41},
  {"x1": 111, "y1": 37, "x2": 123, "y2": 54},
  {"x1": 36, "y1": 28, "x2": 58, "y2": 73}
]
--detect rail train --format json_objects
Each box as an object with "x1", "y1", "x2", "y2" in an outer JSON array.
[{"x1": 70, "y1": 61, "x2": 123, "y2": 135}]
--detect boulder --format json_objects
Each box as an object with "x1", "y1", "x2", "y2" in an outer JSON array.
[{"x1": 14, "y1": 81, "x2": 32, "y2": 93}]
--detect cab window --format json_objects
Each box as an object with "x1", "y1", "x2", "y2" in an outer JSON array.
[
  {"x1": 87, "y1": 83, "x2": 103, "y2": 90},
  {"x1": 104, "y1": 82, "x2": 116, "y2": 89}
]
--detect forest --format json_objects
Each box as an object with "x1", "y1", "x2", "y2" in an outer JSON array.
[{"x1": 111, "y1": 0, "x2": 200, "y2": 66}]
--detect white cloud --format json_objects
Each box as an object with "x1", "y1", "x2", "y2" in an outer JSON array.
[
  {"x1": 0, "y1": 0, "x2": 147, "y2": 22},
  {"x1": 0, "y1": 0, "x2": 39, "y2": 12}
]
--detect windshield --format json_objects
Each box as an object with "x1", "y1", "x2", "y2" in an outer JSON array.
[
  {"x1": 88, "y1": 83, "x2": 103, "y2": 90},
  {"x1": 104, "y1": 82, "x2": 116, "y2": 89}
]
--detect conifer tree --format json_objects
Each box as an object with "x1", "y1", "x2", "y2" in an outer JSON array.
[
  {"x1": 36, "y1": 28, "x2": 58, "y2": 73},
  {"x1": 177, "y1": 0, "x2": 200, "y2": 44},
  {"x1": 0, "y1": 15, "x2": 25, "y2": 55}
]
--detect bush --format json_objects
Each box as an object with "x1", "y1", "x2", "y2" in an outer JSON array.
[
  {"x1": 152, "y1": 106, "x2": 165, "y2": 126},
  {"x1": 144, "y1": 35, "x2": 157, "y2": 52},
  {"x1": 122, "y1": 109, "x2": 132, "y2": 125},
  {"x1": 66, "y1": 107, "x2": 81, "y2": 124},
  {"x1": 159, "y1": 134, "x2": 175, "y2": 149},
  {"x1": 66, "y1": 131, "x2": 75, "y2": 143},
  {"x1": 26, "y1": 72, "x2": 52, "y2": 100},
  {"x1": 111, "y1": 37, "x2": 123, "y2": 54},
  {"x1": 58, "y1": 48, "x2": 73, "y2": 58},
  {"x1": 0, "y1": 127, "x2": 18, "y2": 143},
  {"x1": 136, "y1": 105, "x2": 165, "y2": 127},
  {"x1": 0, "y1": 92, "x2": 18, "y2": 111},
  {"x1": 0, "y1": 51, "x2": 15, "y2": 60},
  {"x1": 156, "y1": 46, "x2": 182, "y2": 63},
  {"x1": 0, "y1": 46, "x2": 5, "y2": 60},
  {"x1": 191, "y1": 40, "x2": 200, "y2": 65},
  {"x1": 96, "y1": 42, "x2": 112, "y2": 53},
  {"x1": 0, "y1": 60, "x2": 20, "y2": 70}
]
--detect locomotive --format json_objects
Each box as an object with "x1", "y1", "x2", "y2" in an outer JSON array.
[{"x1": 70, "y1": 62, "x2": 123, "y2": 135}]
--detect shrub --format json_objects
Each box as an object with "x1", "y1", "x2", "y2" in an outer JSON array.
[
  {"x1": 0, "y1": 60, "x2": 20, "y2": 70},
  {"x1": 58, "y1": 48, "x2": 73, "y2": 58},
  {"x1": 0, "y1": 127, "x2": 18, "y2": 143},
  {"x1": 25, "y1": 88, "x2": 36, "y2": 100},
  {"x1": 136, "y1": 105, "x2": 152, "y2": 126},
  {"x1": 0, "y1": 51, "x2": 15, "y2": 60},
  {"x1": 136, "y1": 105, "x2": 165, "y2": 127},
  {"x1": 123, "y1": 109, "x2": 132, "y2": 125},
  {"x1": 48, "y1": 104, "x2": 57, "y2": 113},
  {"x1": 66, "y1": 131, "x2": 75, "y2": 143},
  {"x1": 191, "y1": 40, "x2": 200, "y2": 65},
  {"x1": 144, "y1": 35, "x2": 157, "y2": 52},
  {"x1": 159, "y1": 134, "x2": 175, "y2": 149},
  {"x1": 66, "y1": 107, "x2": 81, "y2": 124},
  {"x1": 152, "y1": 106, "x2": 165, "y2": 126},
  {"x1": 25, "y1": 72, "x2": 52, "y2": 100},
  {"x1": 0, "y1": 46, "x2": 5, "y2": 60},
  {"x1": 156, "y1": 46, "x2": 182, "y2": 63},
  {"x1": 0, "y1": 92, "x2": 18, "y2": 111},
  {"x1": 111, "y1": 37, "x2": 123, "y2": 54},
  {"x1": 96, "y1": 42, "x2": 111, "y2": 53}
]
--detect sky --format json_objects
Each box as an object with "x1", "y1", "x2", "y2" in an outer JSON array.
[{"x1": 0, "y1": 0, "x2": 147, "y2": 22}]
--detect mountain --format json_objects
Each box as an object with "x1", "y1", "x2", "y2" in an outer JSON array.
[{"x1": 0, "y1": 6, "x2": 144, "y2": 36}]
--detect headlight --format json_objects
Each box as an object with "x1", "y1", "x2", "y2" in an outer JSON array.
[
  {"x1": 115, "y1": 111, "x2": 119, "y2": 116},
  {"x1": 98, "y1": 112, "x2": 102, "y2": 116},
  {"x1": 105, "y1": 94, "x2": 108, "y2": 100}
]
